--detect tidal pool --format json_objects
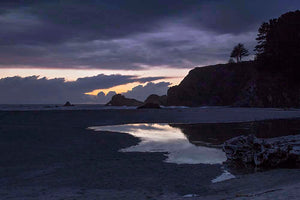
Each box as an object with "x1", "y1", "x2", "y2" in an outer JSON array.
[
  {"x1": 88, "y1": 119, "x2": 300, "y2": 184},
  {"x1": 88, "y1": 123, "x2": 227, "y2": 165}
]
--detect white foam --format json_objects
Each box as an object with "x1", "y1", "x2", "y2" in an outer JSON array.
[
  {"x1": 211, "y1": 170, "x2": 235, "y2": 183},
  {"x1": 0, "y1": 104, "x2": 139, "y2": 111},
  {"x1": 0, "y1": 104, "x2": 196, "y2": 111},
  {"x1": 183, "y1": 194, "x2": 199, "y2": 198}
]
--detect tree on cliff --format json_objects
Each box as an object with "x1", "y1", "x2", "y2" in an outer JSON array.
[
  {"x1": 254, "y1": 22, "x2": 271, "y2": 56},
  {"x1": 230, "y1": 43, "x2": 249, "y2": 62},
  {"x1": 254, "y1": 10, "x2": 300, "y2": 79}
]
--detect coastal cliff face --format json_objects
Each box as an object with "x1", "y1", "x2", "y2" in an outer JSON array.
[{"x1": 167, "y1": 61, "x2": 300, "y2": 107}]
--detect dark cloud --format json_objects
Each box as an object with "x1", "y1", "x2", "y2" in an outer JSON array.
[
  {"x1": 0, "y1": 0, "x2": 299, "y2": 69},
  {"x1": 0, "y1": 27, "x2": 256, "y2": 69},
  {"x1": 0, "y1": 74, "x2": 166, "y2": 104},
  {"x1": 0, "y1": 0, "x2": 192, "y2": 45},
  {"x1": 95, "y1": 91, "x2": 117, "y2": 104},
  {"x1": 123, "y1": 82, "x2": 171, "y2": 101},
  {"x1": 186, "y1": 0, "x2": 300, "y2": 34}
]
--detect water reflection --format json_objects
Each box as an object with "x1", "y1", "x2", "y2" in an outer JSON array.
[
  {"x1": 88, "y1": 124, "x2": 227, "y2": 165},
  {"x1": 173, "y1": 119, "x2": 300, "y2": 146},
  {"x1": 88, "y1": 119, "x2": 300, "y2": 165}
]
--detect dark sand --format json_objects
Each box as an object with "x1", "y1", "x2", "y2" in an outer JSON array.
[{"x1": 0, "y1": 107, "x2": 300, "y2": 199}]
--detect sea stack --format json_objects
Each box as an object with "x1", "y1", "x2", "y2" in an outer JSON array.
[
  {"x1": 63, "y1": 101, "x2": 74, "y2": 107},
  {"x1": 106, "y1": 94, "x2": 143, "y2": 106}
]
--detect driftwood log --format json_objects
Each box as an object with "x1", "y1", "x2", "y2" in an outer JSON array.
[{"x1": 223, "y1": 134, "x2": 300, "y2": 168}]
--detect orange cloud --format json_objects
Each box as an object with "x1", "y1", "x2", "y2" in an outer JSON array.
[{"x1": 86, "y1": 82, "x2": 142, "y2": 96}]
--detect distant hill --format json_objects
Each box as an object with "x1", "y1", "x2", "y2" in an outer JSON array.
[{"x1": 167, "y1": 61, "x2": 300, "y2": 108}]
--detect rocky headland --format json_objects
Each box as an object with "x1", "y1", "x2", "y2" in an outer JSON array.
[
  {"x1": 106, "y1": 61, "x2": 300, "y2": 109},
  {"x1": 167, "y1": 61, "x2": 300, "y2": 107}
]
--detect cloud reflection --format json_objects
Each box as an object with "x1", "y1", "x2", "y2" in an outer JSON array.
[{"x1": 89, "y1": 123, "x2": 226, "y2": 165}]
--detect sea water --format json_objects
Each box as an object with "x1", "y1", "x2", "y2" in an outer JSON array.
[{"x1": 88, "y1": 123, "x2": 227, "y2": 165}]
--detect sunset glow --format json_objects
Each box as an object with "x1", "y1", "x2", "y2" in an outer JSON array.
[
  {"x1": 86, "y1": 82, "x2": 142, "y2": 95},
  {"x1": 0, "y1": 68, "x2": 188, "y2": 97}
]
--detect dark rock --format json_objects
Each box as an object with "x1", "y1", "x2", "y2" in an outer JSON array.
[
  {"x1": 223, "y1": 134, "x2": 300, "y2": 168},
  {"x1": 167, "y1": 62, "x2": 255, "y2": 106},
  {"x1": 166, "y1": 61, "x2": 300, "y2": 107},
  {"x1": 64, "y1": 101, "x2": 74, "y2": 107},
  {"x1": 144, "y1": 94, "x2": 167, "y2": 106},
  {"x1": 106, "y1": 94, "x2": 143, "y2": 106},
  {"x1": 137, "y1": 103, "x2": 161, "y2": 109}
]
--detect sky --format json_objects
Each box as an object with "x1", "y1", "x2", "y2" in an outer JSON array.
[{"x1": 0, "y1": 0, "x2": 299, "y2": 104}]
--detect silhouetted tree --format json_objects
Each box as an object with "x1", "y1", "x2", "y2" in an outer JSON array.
[
  {"x1": 254, "y1": 19, "x2": 279, "y2": 70},
  {"x1": 254, "y1": 22, "x2": 270, "y2": 56},
  {"x1": 255, "y1": 10, "x2": 300, "y2": 79},
  {"x1": 230, "y1": 43, "x2": 249, "y2": 62}
]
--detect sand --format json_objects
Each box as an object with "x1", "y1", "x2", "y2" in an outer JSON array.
[{"x1": 0, "y1": 107, "x2": 300, "y2": 199}]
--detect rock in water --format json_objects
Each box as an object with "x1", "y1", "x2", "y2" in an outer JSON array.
[
  {"x1": 137, "y1": 103, "x2": 161, "y2": 109},
  {"x1": 64, "y1": 101, "x2": 74, "y2": 106},
  {"x1": 144, "y1": 94, "x2": 167, "y2": 106},
  {"x1": 223, "y1": 134, "x2": 300, "y2": 168},
  {"x1": 105, "y1": 94, "x2": 143, "y2": 106}
]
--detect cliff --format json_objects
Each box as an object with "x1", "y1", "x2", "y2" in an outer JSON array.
[{"x1": 167, "y1": 61, "x2": 300, "y2": 107}]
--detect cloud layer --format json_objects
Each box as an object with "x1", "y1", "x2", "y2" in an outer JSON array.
[
  {"x1": 0, "y1": 74, "x2": 166, "y2": 104},
  {"x1": 0, "y1": 0, "x2": 299, "y2": 70},
  {"x1": 123, "y1": 82, "x2": 170, "y2": 101}
]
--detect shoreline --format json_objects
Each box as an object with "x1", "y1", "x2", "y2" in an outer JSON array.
[
  {"x1": 0, "y1": 108, "x2": 299, "y2": 199},
  {"x1": 2, "y1": 107, "x2": 300, "y2": 125}
]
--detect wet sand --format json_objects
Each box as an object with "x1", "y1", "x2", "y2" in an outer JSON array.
[{"x1": 0, "y1": 107, "x2": 300, "y2": 199}]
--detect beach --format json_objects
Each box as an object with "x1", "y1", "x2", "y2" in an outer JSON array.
[{"x1": 0, "y1": 107, "x2": 300, "y2": 199}]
